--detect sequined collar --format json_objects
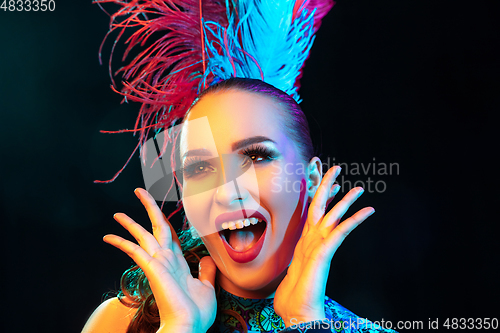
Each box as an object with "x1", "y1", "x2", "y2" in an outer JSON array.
[{"x1": 214, "y1": 288, "x2": 286, "y2": 333}]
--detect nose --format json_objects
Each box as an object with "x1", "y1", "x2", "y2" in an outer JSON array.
[
  {"x1": 214, "y1": 154, "x2": 251, "y2": 207},
  {"x1": 214, "y1": 180, "x2": 248, "y2": 207}
]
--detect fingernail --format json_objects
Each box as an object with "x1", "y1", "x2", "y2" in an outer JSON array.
[
  {"x1": 357, "y1": 187, "x2": 364, "y2": 197},
  {"x1": 134, "y1": 188, "x2": 141, "y2": 197},
  {"x1": 332, "y1": 185, "x2": 341, "y2": 196},
  {"x1": 334, "y1": 167, "x2": 342, "y2": 177},
  {"x1": 368, "y1": 208, "x2": 375, "y2": 216}
]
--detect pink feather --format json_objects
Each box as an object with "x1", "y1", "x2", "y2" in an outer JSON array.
[
  {"x1": 94, "y1": 0, "x2": 228, "y2": 182},
  {"x1": 292, "y1": 0, "x2": 335, "y2": 91}
]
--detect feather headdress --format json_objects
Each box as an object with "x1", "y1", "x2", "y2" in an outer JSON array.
[{"x1": 94, "y1": 0, "x2": 334, "y2": 183}]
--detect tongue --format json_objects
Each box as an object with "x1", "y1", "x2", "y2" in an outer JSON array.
[
  {"x1": 228, "y1": 229, "x2": 256, "y2": 252},
  {"x1": 227, "y1": 223, "x2": 265, "y2": 252}
]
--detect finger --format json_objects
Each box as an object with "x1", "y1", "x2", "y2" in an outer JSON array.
[
  {"x1": 103, "y1": 234, "x2": 179, "y2": 292},
  {"x1": 198, "y1": 256, "x2": 216, "y2": 289},
  {"x1": 325, "y1": 184, "x2": 341, "y2": 208},
  {"x1": 324, "y1": 207, "x2": 375, "y2": 258},
  {"x1": 113, "y1": 213, "x2": 161, "y2": 254},
  {"x1": 308, "y1": 166, "x2": 342, "y2": 224},
  {"x1": 322, "y1": 187, "x2": 364, "y2": 229},
  {"x1": 103, "y1": 234, "x2": 160, "y2": 271},
  {"x1": 163, "y1": 212, "x2": 182, "y2": 253},
  {"x1": 104, "y1": 234, "x2": 192, "y2": 316},
  {"x1": 302, "y1": 184, "x2": 340, "y2": 235},
  {"x1": 135, "y1": 188, "x2": 173, "y2": 249},
  {"x1": 302, "y1": 184, "x2": 339, "y2": 236}
]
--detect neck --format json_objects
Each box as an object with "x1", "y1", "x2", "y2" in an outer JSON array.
[{"x1": 217, "y1": 268, "x2": 288, "y2": 299}]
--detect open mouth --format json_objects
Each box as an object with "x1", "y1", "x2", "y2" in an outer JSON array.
[{"x1": 218, "y1": 215, "x2": 268, "y2": 263}]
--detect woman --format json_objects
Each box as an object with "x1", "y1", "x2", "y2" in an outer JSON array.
[
  {"x1": 82, "y1": 79, "x2": 396, "y2": 333},
  {"x1": 85, "y1": 1, "x2": 396, "y2": 331}
]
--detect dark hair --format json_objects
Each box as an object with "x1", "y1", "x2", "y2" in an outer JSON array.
[{"x1": 116, "y1": 78, "x2": 315, "y2": 333}]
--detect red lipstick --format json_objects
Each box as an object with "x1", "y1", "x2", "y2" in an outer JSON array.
[
  {"x1": 221, "y1": 223, "x2": 267, "y2": 263},
  {"x1": 216, "y1": 211, "x2": 268, "y2": 263}
]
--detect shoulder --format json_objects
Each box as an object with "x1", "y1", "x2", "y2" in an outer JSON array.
[{"x1": 81, "y1": 297, "x2": 137, "y2": 333}]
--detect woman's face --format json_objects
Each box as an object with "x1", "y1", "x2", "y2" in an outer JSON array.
[{"x1": 180, "y1": 90, "x2": 313, "y2": 298}]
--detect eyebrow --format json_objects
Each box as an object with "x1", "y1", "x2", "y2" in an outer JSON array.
[
  {"x1": 231, "y1": 136, "x2": 276, "y2": 151},
  {"x1": 182, "y1": 136, "x2": 276, "y2": 160},
  {"x1": 182, "y1": 148, "x2": 212, "y2": 160}
]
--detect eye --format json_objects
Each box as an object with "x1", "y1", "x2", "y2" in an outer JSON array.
[
  {"x1": 182, "y1": 159, "x2": 216, "y2": 179},
  {"x1": 240, "y1": 145, "x2": 277, "y2": 167},
  {"x1": 248, "y1": 154, "x2": 265, "y2": 163}
]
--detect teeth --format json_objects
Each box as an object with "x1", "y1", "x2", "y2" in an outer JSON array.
[{"x1": 220, "y1": 217, "x2": 264, "y2": 230}]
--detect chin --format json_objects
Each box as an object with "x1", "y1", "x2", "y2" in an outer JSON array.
[{"x1": 221, "y1": 253, "x2": 291, "y2": 295}]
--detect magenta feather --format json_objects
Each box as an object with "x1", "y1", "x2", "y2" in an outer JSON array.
[{"x1": 293, "y1": 0, "x2": 335, "y2": 91}]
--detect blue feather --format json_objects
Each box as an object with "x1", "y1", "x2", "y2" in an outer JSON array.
[{"x1": 202, "y1": 0, "x2": 317, "y2": 103}]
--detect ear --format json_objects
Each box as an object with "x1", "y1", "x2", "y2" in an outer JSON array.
[{"x1": 306, "y1": 157, "x2": 322, "y2": 203}]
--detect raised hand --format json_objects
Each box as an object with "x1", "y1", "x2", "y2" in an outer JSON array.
[
  {"x1": 274, "y1": 166, "x2": 375, "y2": 327},
  {"x1": 103, "y1": 188, "x2": 217, "y2": 333}
]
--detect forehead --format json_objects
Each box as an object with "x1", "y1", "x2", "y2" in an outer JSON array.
[{"x1": 180, "y1": 90, "x2": 286, "y2": 151}]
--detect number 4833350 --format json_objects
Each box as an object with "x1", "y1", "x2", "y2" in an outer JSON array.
[{"x1": 1, "y1": 0, "x2": 56, "y2": 11}]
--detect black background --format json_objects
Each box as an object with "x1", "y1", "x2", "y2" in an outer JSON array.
[{"x1": 1, "y1": 1, "x2": 498, "y2": 332}]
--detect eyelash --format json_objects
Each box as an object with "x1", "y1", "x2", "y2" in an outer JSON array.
[
  {"x1": 182, "y1": 145, "x2": 277, "y2": 179},
  {"x1": 181, "y1": 157, "x2": 212, "y2": 179},
  {"x1": 240, "y1": 145, "x2": 277, "y2": 163}
]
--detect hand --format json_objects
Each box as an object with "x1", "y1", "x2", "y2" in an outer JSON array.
[
  {"x1": 274, "y1": 166, "x2": 375, "y2": 327},
  {"x1": 103, "y1": 188, "x2": 217, "y2": 333}
]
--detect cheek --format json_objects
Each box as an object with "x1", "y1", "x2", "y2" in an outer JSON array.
[
  {"x1": 257, "y1": 162, "x2": 307, "y2": 243},
  {"x1": 182, "y1": 172, "x2": 220, "y2": 198},
  {"x1": 256, "y1": 161, "x2": 307, "y2": 212},
  {"x1": 259, "y1": 175, "x2": 307, "y2": 275},
  {"x1": 182, "y1": 186, "x2": 215, "y2": 237},
  {"x1": 200, "y1": 233, "x2": 225, "y2": 264},
  {"x1": 255, "y1": 162, "x2": 293, "y2": 195},
  {"x1": 273, "y1": 178, "x2": 308, "y2": 269},
  {"x1": 281, "y1": 177, "x2": 308, "y2": 239}
]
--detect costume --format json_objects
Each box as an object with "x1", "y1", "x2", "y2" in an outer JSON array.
[{"x1": 215, "y1": 288, "x2": 398, "y2": 333}]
